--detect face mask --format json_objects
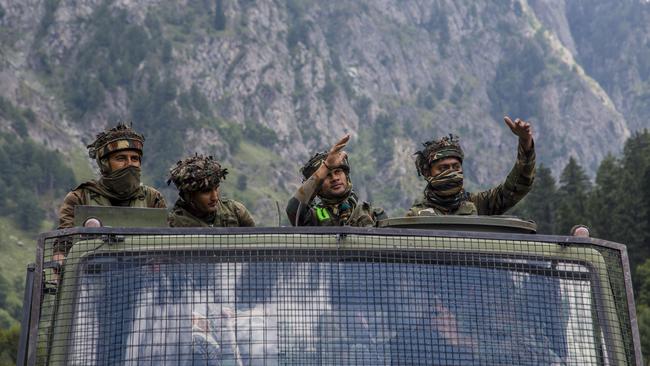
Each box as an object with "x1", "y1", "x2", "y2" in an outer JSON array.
[
  {"x1": 99, "y1": 166, "x2": 142, "y2": 199},
  {"x1": 426, "y1": 169, "x2": 464, "y2": 196}
]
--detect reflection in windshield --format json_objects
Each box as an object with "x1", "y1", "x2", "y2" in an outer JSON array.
[{"x1": 67, "y1": 257, "x2": 597, "y2": 365}]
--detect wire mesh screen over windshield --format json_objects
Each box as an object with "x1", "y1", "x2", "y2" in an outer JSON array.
[{"x1": 32, "y1": 229, "x2": 636, "y2": 366}]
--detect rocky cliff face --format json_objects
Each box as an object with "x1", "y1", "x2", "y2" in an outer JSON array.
[{"x1": 0, "y1": 0, "x2": 648, "y2": 225}]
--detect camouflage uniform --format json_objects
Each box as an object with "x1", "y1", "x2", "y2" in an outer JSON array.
[
  {"x1": 407, "y1": 135, "x2": 535, "y2": 216},
  {"x1": 167, "y1": 154, "x2": 255, "y2": 227},
  {"x1": 286, "y1": 152, "x2": 386, "y2": 227},
  {"x1": 56, "y1": 123, "x2": 166, "y2": 253},
  {"x1": 58, "y1": 184, "x2": 166, "y2": 229},
  {"x1": 168, "y1": 199, "x2": 254, "y2": 227}
]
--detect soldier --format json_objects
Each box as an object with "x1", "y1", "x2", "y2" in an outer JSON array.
[
  {"x1": 408, "y1": 116, "x2": 535, "y2": 216},
  {"x1": 167, "y1": 154, "x2": 255, "y2": 227},
  {"x1": 54, "y1": 122, "x2": 166, "y2": 256},
  {"x1": 287, "y1": 135, "x2": 386, "y2": 226}
]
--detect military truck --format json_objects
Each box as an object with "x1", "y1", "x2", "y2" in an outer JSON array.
[{"x1": 17, "y1": 207, "x2": 642, "y2": 365}]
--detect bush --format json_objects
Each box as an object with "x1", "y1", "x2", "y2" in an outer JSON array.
[
  {"x1": 0, "y1": 323, "x2": 20, "y2": 365},
  {"x1": 220, "y1": 123, "x2": 243, "y2": 153},
  {"x1": 244, "y1": 121, "x2": 278, "y2": 148}
]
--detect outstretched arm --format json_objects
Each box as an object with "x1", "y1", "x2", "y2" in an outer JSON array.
[
  {"x1": 470, "y1": 117, "x2": 536, "y2": 215},
  {"x1": 286, "y1": 135, "x2": 350, "y2": 226}
]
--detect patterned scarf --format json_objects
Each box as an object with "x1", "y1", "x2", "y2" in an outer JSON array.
[
  {"x1": 423, "y1": 170, "x2": 466, "y2": 213},
  {"x1": 318, "y1": 182, "x2": 356, "y2": 223}
]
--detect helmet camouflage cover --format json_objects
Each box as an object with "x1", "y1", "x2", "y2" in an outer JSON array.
[
  {"x1": 87, "y1": 122, "x2": 145, "y2": 160},
  {"x1": 167, "y1": 154, "x2": 229, "y2": 192},
  {"x1": 414, "y1": 134, "x2": 464, "y2": 177},
  {"x1": 300, "y1": 151, "x2": 350, "y2": 180}
]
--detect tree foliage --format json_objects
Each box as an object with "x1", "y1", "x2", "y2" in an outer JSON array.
[
  {"x1": 214, "y1": 0, "x2": 226, "y2": 31},
  {"x1": 0, "y1": 134, "x2": 75, "y2": 230},
  {"x1": 0, "y1": 323, "x2": 19, "y2": 365},
  {"x1": 554, "y1": 156, "x2": 592, "y2": 235},
  {"x1": 510, "y1": 164, "x2": 557, "y2": 234},
  {"x1": 513, "y1": 130, "x2": 650, "y2": 362}
]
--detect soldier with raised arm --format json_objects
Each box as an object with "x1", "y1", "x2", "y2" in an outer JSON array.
[
  {"x1": 408, "y1": 116, "x2": 535, "y2": 216},
  {"x1": 167, "y1": 154, "x2": 255, "y2": 227},
  {"x1": 287, "y1": 135, "x2": 386, "y2": 226},
  {"x1": 55, "y1": 122, "x2": 166, "y2": 256}
]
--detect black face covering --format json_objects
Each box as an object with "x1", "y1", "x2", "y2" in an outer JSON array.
[
  {"x1": 423, "y1": 169, "x2": 466, "y2": 213},
  {"x1": 98, "y1": 166, "x2": 142, "y2": 201}
]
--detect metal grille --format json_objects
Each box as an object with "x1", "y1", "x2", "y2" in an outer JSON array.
[{"x1": 26, "y1": 227, "x2": 638, "y2": 365}]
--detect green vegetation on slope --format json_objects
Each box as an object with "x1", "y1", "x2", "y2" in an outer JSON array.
[
  {"x1": 0, "y1": 133, "x2": 75, "y2": 231},
  {"x1": 0, "y1": 217, "x2": 40, "y2": 365},
  {"x1": 225, "y1": 142, "x2": 290, "y2": 226}
]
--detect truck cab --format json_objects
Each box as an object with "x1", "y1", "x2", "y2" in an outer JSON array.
[{"x1": 18, "y1": 209, "x2": 643, "y2": 365}]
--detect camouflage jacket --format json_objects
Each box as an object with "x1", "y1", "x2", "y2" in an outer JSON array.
[
  {"x1": 407, "y1": 141, "x2": 536, "y2": 216},
  {"x1": 57, "y1": 183, "x2": 166, "y2": 229},
  {"x1": 55, "y1": 182, "x2": 166, "y2": 253},
  {"x1": 287, "y1": 194, "x2": 386, "y2": 227},
  {"x1": 168, "y1": 198, "x2": 255, "y2": 227}
]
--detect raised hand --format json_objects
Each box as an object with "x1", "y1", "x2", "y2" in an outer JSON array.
[
  {"x1": 325, "y1": 134, "x2": 350, "y2": 168},
  {"x1": 504, "y1": 116, "x2": 533, "y2": 151}
]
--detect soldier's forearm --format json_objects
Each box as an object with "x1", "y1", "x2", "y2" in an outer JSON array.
[
  {"x1": 294, "y1": 175, "x2": 322, "y2": 205},
  {"x1": 504, "y1": 139, "x2": 536, "y2": 195},
  {"x1": 475, "y1": 140, "x2": 536, "y2": 215},
  {"x1": 518, "y1": 138, "x2": 535, "y2": 161},
  {"x1": 519, "y1": 136, "x2": 533, "y2": 153}
]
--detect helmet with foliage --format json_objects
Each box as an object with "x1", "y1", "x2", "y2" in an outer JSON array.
[
  {"x1": 167, "y1": 154, "x2": 229, "y2": 193},
  {"x1": 414, "y1": 134, "x2": 464, "y2": 177},
  {"x1": 87, "y1": 122, "x2": 145, "y2": 174},
  {"x1": 87, "y1": 122, "x2": 145, "y2": 160},
  {"x1": 300, "y1": 151, "x2": 350, "y2": 180}
]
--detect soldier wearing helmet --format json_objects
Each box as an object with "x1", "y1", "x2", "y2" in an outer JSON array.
[
  {"x1": 408, "y1": 116, "x2": 536, "y2": 216},
  {"x1": 286, "y1": 135, "x2": 385, "y2": 226},
  {"x1": 55, "y1": 123, "x2": 166, "y2": 252},
  {"x1": 167, "y1": 154, "x2": 255, "y2": 227}
]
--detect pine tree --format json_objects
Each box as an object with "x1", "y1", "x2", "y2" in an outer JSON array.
[
  {"x1": 555, "y1": 157, "x2": 592, "y2": 235},
  {"x1": 214, "y1": 0, "x2": 226, "y2": 31},
  {"x1": 510, "y1": 164, "x2": 557, "y2": 234},
  {"x1": 618, "y1": 131, "x2": 650, "y2": 272},
  {"x1": 587, "y1": 154, "x2": 624, "y2": 242}
]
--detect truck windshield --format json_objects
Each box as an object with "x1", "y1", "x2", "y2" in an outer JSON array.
[{"x1": 66, "y1": 253, "x2": 599, "y2": 365}]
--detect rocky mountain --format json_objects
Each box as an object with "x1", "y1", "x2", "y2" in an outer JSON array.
[{"x1": 0, "y1": 0, "x2": 649, "y2": 225}]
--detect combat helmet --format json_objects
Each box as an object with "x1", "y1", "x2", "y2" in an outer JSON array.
[
  {"x1": 300, "y1": 151, "x2": 350, "y2": 180},
  {"x1": 414, "y1": 134, "x2": 464, "y2": 177},
  {"x1": 167, "y1": 154, "x2": 229, "y2": 193},
  {"x1": 87, "y1": 122, "x2": 145, "y2": 173}
]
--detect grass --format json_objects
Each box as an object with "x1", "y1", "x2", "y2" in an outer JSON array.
[
  {"x1": 0, "y1": 218, "x2": 39, "y2": 286},
  {"x1": 67, "y1": 147, "x2": 95, "y2": 183},
  {"x1": 0, "y1": 216, "x2": 41, "y2": 327},
  {"x1": 221, "y1": 142, "x2": 292, "y2": 226}
]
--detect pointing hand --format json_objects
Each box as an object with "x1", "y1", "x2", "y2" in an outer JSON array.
[{"x1": 504, "y1": 116, "x2": 533, "y2": 151}]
